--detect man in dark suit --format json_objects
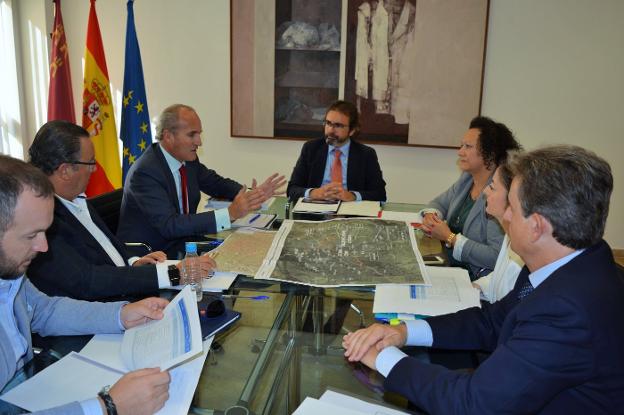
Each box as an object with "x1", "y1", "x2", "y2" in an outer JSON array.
[
  {"x1": 287, "y1": 100, "x2": 386, "y2": 202},
  {"x1": 343, "y1": 145, "x2": 624, "y2": 413},
  {"x1": 118, "y1": 104, "x2": 286, "y2": 257},
  {"x1": 28, "y1": 121, "x2": 215, "y2": 301}
]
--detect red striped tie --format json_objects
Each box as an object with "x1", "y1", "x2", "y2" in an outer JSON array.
[{"x1": 179, "y1": 165, "x2": 189, "y2": 214}]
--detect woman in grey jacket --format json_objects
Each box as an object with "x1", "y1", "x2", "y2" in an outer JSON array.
[{"x1": 421, "y1": 117, "x2": 521, "y2": 279}]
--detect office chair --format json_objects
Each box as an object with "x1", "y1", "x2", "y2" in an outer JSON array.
[{"x1": 87, "y1": 188, "x2": 152, "y2": 255}]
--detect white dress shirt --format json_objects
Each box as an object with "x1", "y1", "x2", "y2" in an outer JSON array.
[
  {"x1": 304, "y1": 140, "x2": 363, "y2": 201},
  {"x1": 159, "y1": 144, "x2": 232, "y2": 231},
  {"x1": 57, "y1": 194, "x2": 170, "y2": 288}
]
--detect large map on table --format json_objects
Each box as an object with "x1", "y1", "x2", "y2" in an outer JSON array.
[
  {"x1": 210, "y1": 229, "x2": 276, "y2": 276},
  {"x1": 256, "y1": 219, "x2": 427, "y2": 287}
]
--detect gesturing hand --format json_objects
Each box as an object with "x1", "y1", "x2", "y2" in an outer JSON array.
[{"x1": 253, "y1": 173, "x2": 287, "y2": 200}]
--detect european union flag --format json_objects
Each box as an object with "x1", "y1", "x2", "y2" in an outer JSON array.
[{"x1": 120, "y1": 0, "x2": 151, "y2": 183}]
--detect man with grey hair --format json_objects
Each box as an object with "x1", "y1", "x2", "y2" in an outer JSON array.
[
  {"x1": 0, "y1": 155, "x2": 171, "y2": 415},
  {"x1": 27, "y1": 120, "x2": 214, "y2": 301},
  {"x1": 118, "y1": 104, "x2": 286, "y2": 257},
  {"x1": 343, "y1": 145, "x2": 624, "y2": 413}
]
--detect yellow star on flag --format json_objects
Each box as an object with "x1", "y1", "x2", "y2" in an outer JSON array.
[
  {"x1": 138, "y1": 139, "x2": 146, "y2": 151},
  {"x1": 123, "y1": 90, "x2": 134, "y2": 107},
  {"x1": 123, "y1": 147, "x2": 129, "y2": 157},
  {"x1": 134, "y1": 100, "x2": 144, "y2": 114},
  {"x1": 128, "y1": 154, "x2": 136, "y2": 164},
  {"x1": 140, "y1": 122, "x2": 148, "y2": 134}
]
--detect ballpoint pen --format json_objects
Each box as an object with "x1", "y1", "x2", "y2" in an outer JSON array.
[{"x1": 248, "y1": 213, "x2": 261, "y2": 223}]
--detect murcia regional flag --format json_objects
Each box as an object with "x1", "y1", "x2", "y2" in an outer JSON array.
[{"x1": 82, "y1": 0, "x2": 121, "y2": 196}]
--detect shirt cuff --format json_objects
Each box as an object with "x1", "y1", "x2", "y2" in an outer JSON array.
[
  {"x1": 117, "y1": 302, "x2": 130, "y2": 331},
  {"x1": 473, "y1": 274, "x2": 490, "y2": 299},
  {"x1": 127, "y1": 256, "x2": 139, "y2": 266},
  {"x1": 452, "y1": 233, "x2": 466, "y2": 262},
  {"x1": 376, "y1": 346, "x2": 408, "y2": 377},
  {"x1": 352, "y1": 191, "x2": 362, "y2": 201},
  {"x1": 404, "y1": 319, "x2": 434, "y2": 346},
  {"x1": 80, "y1": 397, "x2": 104, "y2": 415},
  {"x1": 214, "y1": 208, "x2": 232, "y2": 232},
  {"x1": 304, "y1": 188, "x2": 312, "y2": 198},
  {"x1": 156, "y1": 262, "x2": 170, "y2": 288}
]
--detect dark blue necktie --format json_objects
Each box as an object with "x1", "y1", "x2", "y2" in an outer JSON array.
[{"x1": 517, "y1": 279, "x2": 534, "y2": 300}]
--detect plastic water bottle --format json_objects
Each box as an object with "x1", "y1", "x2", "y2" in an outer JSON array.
[{"x1": 183, "y1": 242, "x2": 202, "y2": 301}]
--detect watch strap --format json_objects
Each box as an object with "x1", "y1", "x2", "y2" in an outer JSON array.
[
  {"x1": 168, "y1": 264, "x2": 181, "y2": 286},
  {"x1": 98, "y1": 386, "x2": 118, "y2": 415}
]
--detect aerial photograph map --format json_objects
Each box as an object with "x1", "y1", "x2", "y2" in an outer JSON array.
[{"x1": 256, "y1": 218, "x2": 427, "y2": 287}]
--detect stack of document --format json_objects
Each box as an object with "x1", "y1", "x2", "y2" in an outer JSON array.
[
  {"x1": 294, "y1": 390, "x2": 408, "y2": 414},
  {"x1": 292, "y1": 197, "x2": 340, "y2": 214},
  {"x1": 373, "y1": 266, "x2": 481, "y2": 317},
  {"x1": 1, "y1": 287, "x2": 208, "y2": 414},
  {"x1": 337, "y1": 200, "x2": 381, "y2": 217}
]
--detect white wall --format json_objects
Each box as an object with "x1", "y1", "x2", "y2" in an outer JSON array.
[{"x1": 18, "y1": 0, "x2": 624, "y2": 248}]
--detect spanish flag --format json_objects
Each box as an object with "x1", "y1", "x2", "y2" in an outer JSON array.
[{"x1": 82, "y1": 0, "x2": 121, "y2": 196}]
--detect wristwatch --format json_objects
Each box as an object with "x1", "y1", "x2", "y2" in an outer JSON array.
[
  {"x1": 98, "y1": 385, "x2": 118, "y2": 415},
  {"x1": 168, "y1": 264, "x2": 181, "y2": 286}
]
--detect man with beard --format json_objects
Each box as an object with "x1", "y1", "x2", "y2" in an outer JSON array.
[
  {"x1": 286, "y1": 100, "x2": 387, "y2": 202},
  {"x1": 0, "y1": 155, "x2": 170, "y2": 415}
]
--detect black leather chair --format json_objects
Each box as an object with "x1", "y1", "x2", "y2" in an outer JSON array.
[
  {"x1": 87, "y1": 188, "x2": 123, "y2": 234},
  {"x1": 87, "y1": 188, "x2": 151, "y2": 255}
]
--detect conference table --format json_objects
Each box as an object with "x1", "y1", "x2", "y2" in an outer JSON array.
[
  {"x1": 188, "y1": 197, "x2": 444, "y2": 414},
  {"x1": 5, "y1": 197, "x2": 447, "y2": 414}
]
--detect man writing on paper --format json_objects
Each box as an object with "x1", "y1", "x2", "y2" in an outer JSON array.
[
  {"x1": 27, "y1": 121, "x2": 215, "y2": 301},
  {"x1": 343, "y1": 146, "x2": 624, "y2": 413},
  {"x1": 287, "y1": 100, "x2": 387, "y2": 202},
  {"x1": 118, "y1": 104, "x2": 286, "y2": 257},
  {"x1": 0, "y1": 155, "x2": 170, "y2": 415}
]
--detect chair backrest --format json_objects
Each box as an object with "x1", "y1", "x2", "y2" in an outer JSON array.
[{"x1": 87, "y1": 188, "x2": 123, "y2": 234}]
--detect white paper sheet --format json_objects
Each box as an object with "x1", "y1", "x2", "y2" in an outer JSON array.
[
  {"x1": 293, "y1": 397, "x2": 366, "y2": 415},
  {"x1": 379, "y1": 210, "x2": 422, "y2": 223},
  {"x1": 121, "y1": 286, "x2": 203, "y2": 371},
  {"x1": 0, "y1": 352, "x2": 123, "y2": 412},
  {"x1": 320, "y1": 389, "x2": 409, "y2": 414},
  {"x1": 204, "y1": 197, "x2": 274, "y2": 211},
  {"x1": 373, "y1": 266, "x2": 481, "y2": 316},
  {"x1": 0, "y1": 339, "x2": 212, "y2": 414},
  {"x1": 232, "y1": 212, "x2": 276, "y2": 229},
  {"x1": 337, "y1": 201, "x2": 381, "y2": 217}
]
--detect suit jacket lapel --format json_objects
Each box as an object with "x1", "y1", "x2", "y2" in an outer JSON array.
[
  {"x1": 152, "y1": 144, "x2": 182, "y2": 213},
  {"x1": 346, "y1": 140, "x2": 361, "y2": 190},
  {"x1": 311, "y1": 141, "x2": 329, "y2": 187},
  {"x1": 54, "y1": 200, "x2": 125, "y2": 266}
]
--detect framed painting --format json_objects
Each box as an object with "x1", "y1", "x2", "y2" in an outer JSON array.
[{"x1": 231, "y1": 0, "x2": 489, "y2": 148}]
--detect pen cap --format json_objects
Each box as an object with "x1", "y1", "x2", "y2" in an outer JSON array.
[{"x1": 185, "y1": 242, "x2": 198, "y2": 254}]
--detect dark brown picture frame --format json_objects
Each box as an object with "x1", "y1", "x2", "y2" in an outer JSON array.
[{"x1": 231, "y1": 0, "x2": 490, "y2": 148}]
